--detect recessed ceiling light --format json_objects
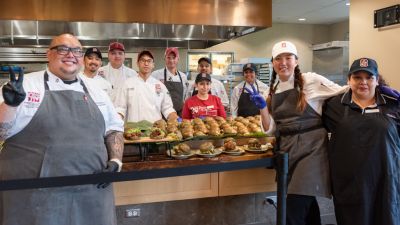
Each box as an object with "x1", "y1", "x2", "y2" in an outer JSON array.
[
  {"x1": 298, "y1": 18, "x2": 306, "y2": 21},
  {"x1": 346, "y1": 2, "x2": 350, "y2": 6}
]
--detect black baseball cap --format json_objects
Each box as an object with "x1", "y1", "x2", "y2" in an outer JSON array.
[
  {"x1": 137, "y1": 50, "x2": 154, "y2": 62},
  {"x1": 195, "y1": 73, "x2": 212, "y2": 83},
  {"x1": 243, "y1": 63, "x2": 257, "y2": 73},
  {"x1": 84, "y1": 47, "x2": 102, "y2": 59},
  {"x1": 348, "y1": 58, "x2": 378, "y2": 77},
  {"x1": 198, "y1": 57, "x2": 212, "y2": 65}
]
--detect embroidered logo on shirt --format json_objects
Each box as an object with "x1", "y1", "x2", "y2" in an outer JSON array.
[
  {"x1": 27, "y1": 92, "x2": 40, "y2": 103},
  {"x1": 98, "y1": 70, "x2": 105, "y2": 78},
  {"x1": 155, "y1": 84, "x2": 161, "y2": 95},
  {"x1": 24, "y1": 91, "x2": 41, "y2": 109}
]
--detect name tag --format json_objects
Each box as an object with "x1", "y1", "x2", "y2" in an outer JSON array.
[{"x1": 365, "y1": 108, "x2": 380, "y2": 114}]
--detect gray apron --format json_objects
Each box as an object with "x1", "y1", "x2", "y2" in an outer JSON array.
[
  {"x1": 0, "y1": 72, "x2": 116, "y2": 225},
  {"x1": 164, "y1": 68, "x2": 184, "y2": 116},
  {"x1": 237, "y1": 82, "x2": 260, "y2": 117},
  {"x1": 271, "y1": 88, "x2": 330, "y2": 198}
]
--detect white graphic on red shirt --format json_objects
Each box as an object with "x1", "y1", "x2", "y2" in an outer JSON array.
[{"x1": 190, "y1": 105, "x2": 217, "y2": 117}]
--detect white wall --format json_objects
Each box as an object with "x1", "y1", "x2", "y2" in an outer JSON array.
[
  {"x1": 131, "y1": 22, "x2": 349, "y2": 76},
  {"x1": 350, "y1": 0, "x2": 400, "y2": 88},
  {"x1": 328, "y1": 21, "x2": 349, "y2": 41},
  {"x1": 204, "y1": 23, "x2": 340, "y2": 72}
]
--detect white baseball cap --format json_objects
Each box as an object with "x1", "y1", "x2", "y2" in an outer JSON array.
[{"x1": 272, "y1": 41, "x2": 298, "y2": 58}]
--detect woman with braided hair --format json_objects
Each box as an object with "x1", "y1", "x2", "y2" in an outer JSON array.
[
  {"x1": 245, "y1": 41, "x2": 347, "y2": 225},
  {"x1": 245, "y1": 42, "x2": 400, "y2": 225}
]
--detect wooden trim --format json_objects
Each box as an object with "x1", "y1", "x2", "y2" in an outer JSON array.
[
  {"x1": 114, "y1": 173, "x2": 218, "y2": 205},
  {"x1": 219, "y1": 168, "x2": 276, "y2": 196}
]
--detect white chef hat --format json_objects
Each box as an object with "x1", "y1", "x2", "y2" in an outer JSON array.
[{"x1": 272, "y1": 41, "x2": 298, "y2": 58}]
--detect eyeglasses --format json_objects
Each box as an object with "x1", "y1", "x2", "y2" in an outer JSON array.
[
  {"x1": 139, "y1": 58, "x2": 153, "y2": 64},
  {"x1": 50, "y1": 45, "x2": 84, "y2": 57}
]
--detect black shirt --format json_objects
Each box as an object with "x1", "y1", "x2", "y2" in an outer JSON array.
[{"x1": 322, "y1": 89, "x2": 400, "y2": 135}]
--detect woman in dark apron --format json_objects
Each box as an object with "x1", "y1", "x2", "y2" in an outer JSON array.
[
  {"x1": 323, "y1": 58, "x2": 400, "y2": 225},
  {"x1": 247, "y1": 41, "x2": 346, "y2": 225},
  {"x1": 234, "y1": 63, "x2": 267, "y2": 117}
]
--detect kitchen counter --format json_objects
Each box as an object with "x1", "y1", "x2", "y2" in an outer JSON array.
[{"x1": 114, "y1": 150, "x2": 288, "y2": 225}]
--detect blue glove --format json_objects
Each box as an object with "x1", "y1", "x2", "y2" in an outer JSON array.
[
  {"x1": 379, "y1": 86, "x2": 400, "y2": 101},
  {"x1": 244, "y1": 84, "x2": 267, "y2": 109}
]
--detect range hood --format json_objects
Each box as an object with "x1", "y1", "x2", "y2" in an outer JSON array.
[
  {"x1": 0, "y1": 20, "x2": 264, "y2": 50},
  {"x1": 0, "y1": 0, "x2": 272, "y2": 50}
]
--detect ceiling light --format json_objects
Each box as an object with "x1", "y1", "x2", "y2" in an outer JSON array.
[
  {"x1": 346, "y1": 2, "x2": 350, "y2": 6},
  {"x1": 298, "y1": 18, "x2": 306, "y2": 21}
]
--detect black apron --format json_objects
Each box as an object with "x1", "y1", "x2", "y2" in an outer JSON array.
[
  {"x1": 0, "y1": 72, "x2": 116, "y2": 225},
  {"x1": 237, "y1": 82, "x2": 261, "y2": 117},
  {"x1": 328, "y1": 104, "x2": 400, "y2": 225},
  {"x1": 164, "y1": 68, "x2": 184, "y2": 116},
  {"x1": 271, "y1": 88, "x2": 331, "y2": 198}
]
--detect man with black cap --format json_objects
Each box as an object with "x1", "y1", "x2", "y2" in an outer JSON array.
[
  {"x1": 152, "y1": 47, "x2": 188, "y2": 116},
  {"x1": 185, "y1": 57, "x2": 229, "y2": 108},
  {"x1": 230, "y1": 63, "x2": 268, "y2": 117},
  {"x1": 323, "y1": 57, "x2": 400, "y2": 225},
  {"x1": 182, "y1": 73, "x2": 226, "y2": 119},
  {"x1": 114, "y1": 50, "x2": 177, "y2": 123},
  {"x1": 83, "y1": 47, "x2": 112, "y2": 95},
  {"x1": 98, "y1": 42, "x2": 137, "y2": 102}
]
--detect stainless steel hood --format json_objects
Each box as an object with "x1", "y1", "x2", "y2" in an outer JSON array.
[
  {"x1": 0, "y1": 20, "x2": 264, "y2": 50},
  {"x1": 0, "y1": 0, "x2": 271, "y2": 50}
]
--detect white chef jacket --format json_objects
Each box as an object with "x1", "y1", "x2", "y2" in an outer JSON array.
[
  {"x1": 0, "y1": 70, "x2": 124, "y2": 140},
  {"x1": 97, "y1": 64, "x2": 137, "y2": 102},
  {"x1": 185, "y1": 78, "x2": 229, "y2": 107},
  {"x1": 83, "y1": 72, "x2": 112, "y2": 97},
  {"x1": 114, "y1": 74, "x2": 176, "y2": 123},
  {"x1": 230, "y1": 79, "x2": 269, "y2": 117},
  {"x1": 151, "y1": 67, "x2": 189, "y2": 99},
  {"x1": 264, "y1": 72, "x2": 348, "y2": 134}
]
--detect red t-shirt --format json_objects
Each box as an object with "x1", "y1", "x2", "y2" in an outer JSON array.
[{"x1": 182, "y1": 95, "x2": 226, "y2": 119}]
